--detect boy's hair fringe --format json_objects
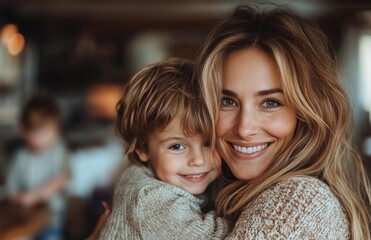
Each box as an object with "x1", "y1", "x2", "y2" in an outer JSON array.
[{"x1": 116, "y1": 58, "x2": 212, "y2": 165}]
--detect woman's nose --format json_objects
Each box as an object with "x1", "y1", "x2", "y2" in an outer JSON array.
[
  {"x1": 234, "y1": 108, "x2": 259, "y2": 139},
  {"x1": 188, "y1": 149, "x2": 206, "y2": 167}
]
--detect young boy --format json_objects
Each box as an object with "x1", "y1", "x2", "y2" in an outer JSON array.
[
  {"x1": 6, "y1": 92, "x2": 70, "y2": 240},
  {"x1": 98, "y1": 58, "x2": 228, "y2": 239}
]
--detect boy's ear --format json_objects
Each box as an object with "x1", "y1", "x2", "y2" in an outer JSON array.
[{"x1": 135, "y1": 148, "x2": 149, "y2": 162}]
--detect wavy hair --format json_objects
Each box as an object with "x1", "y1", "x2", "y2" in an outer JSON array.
[
  {"x1": 116, "y1": 58, "x2": 212, "y2": 165},
  {"x1": 195, "y1": 5, "x2": 371, "y2": 239}
]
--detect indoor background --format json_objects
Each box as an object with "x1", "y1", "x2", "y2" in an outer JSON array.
[{"x1": 0, "y1": 0, "x2": 370, "y2": 239}]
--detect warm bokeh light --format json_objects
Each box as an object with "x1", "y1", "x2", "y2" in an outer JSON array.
[
  {"x1": 7, "y1": 33, "x2": 25, "y2": 56},
  {"x1": 0, "y1": 24, "x2": 18, "y2": 46},
  {"x1": 87, "y1": 84, "x2": 123, "y2": 119},
  {"x1": 0, "y1": 24, "x2": 26, "y2": 56}
]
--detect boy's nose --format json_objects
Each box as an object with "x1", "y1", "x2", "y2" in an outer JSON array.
[{"x1": 188, "y1": 150, "x2": 206, "y2": 167}]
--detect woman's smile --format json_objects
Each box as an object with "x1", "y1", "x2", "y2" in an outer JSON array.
[
  {"x1": 229, "y1": 141, "x2": 271, "y2": 159},
  {"x1": 216, "y1": 47, "x2": 297, "y2": 180},
  {"x1": 231, "y1": 142, "x2": 269, "y2": 154}
]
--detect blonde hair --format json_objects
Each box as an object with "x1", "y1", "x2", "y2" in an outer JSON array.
[
  {"x1": 195, "y1": 5, "x2": 371, "y2": 239},
  {"x1": 116, "y1": 58, "x2": 212, "y2": 165}
]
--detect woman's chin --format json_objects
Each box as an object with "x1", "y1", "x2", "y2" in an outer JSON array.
[{"x1": 228, "y1": 164, "x2": 262, "y2": 181}]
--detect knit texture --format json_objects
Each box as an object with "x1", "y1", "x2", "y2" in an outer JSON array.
[
  {"x1": 225, "y1": 177, "x2": 350, "y2": 239},
  {"x1": 99, "y1": 164, "x2": 228, "y2": 240}
]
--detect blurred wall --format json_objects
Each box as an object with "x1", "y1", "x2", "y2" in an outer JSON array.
[{"x1": 0, "y1": 0, "x2": 371, "y2": 181}]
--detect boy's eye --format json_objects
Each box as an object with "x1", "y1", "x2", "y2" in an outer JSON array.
[
  {"x1": 203, "y1": 140, "x2": 211, "y2": 148},
  {"x1": 169, "y1": 144, "x2": 185, "y2": 150},
  {"x1": 221, "y1": 97, "x2": 236, "y2": 107},
  {"x1": 262, "y1": 99, "x2": 281, "y2": 109}
]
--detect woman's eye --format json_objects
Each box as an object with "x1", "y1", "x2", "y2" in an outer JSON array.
[
  {"x1": 169, "y1": 144, "x2": 185, "y2": 150},
  {"x1": 221, "y1": 97, "x2": 236, "y2": 107},
  {"x1": 262, "y1": 99, "x2": 281, "y2": 109}
]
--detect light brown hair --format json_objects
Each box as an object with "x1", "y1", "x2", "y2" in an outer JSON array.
[
  {"x1": 195, "y1": 5, "x2": 371, "y2": 239},
  {"x1": 116, "y1": 58, "x2": 212, "y2": 165}
]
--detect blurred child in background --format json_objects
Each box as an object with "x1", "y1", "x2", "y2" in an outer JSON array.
[{"x1": 6, "y1": 91, "x2": 70, "y2": 240}]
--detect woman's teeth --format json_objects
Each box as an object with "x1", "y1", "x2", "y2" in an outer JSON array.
[{"x1": 233, "y1": 143, "x2": 268, "y2": 154}]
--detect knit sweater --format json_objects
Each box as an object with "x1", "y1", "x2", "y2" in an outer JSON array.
[
  {"x1": 98, "y1": 164, "x2": 228, "y2": 240},
  {"x1": 225, "y1": 177, "x2": 350, "y2": 239}
]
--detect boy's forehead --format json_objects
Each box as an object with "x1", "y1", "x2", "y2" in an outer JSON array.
[
  {"x1": 150, "y1": 117, "x2": 207, "y2": 142},
  {"x1": 162, "y1": 117, "x2": 183, "y2": 132}
]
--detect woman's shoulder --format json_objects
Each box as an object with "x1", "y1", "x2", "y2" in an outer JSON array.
[
  {"x1": 254, "y1": 176, "x2": 346, "y2": 217},
  {"x1": 272, "y1": 176, "x2": 335, "y2": 199},
  {"x1": 230, "y1": 176, "x2": 350, "y2": 239}
]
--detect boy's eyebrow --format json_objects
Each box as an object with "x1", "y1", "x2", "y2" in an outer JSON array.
[
  {"x1": 222, "y1": 88, "x2": 283, "y2": 97},
  {"x1": 159, "y1": 136, "x2": 186, "y2": 144}
]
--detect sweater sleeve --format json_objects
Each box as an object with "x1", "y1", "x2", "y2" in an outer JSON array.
[
  {"x1": 225, "y1": 177, "x2": 349, "y2": 240},
  {"x1": 134, "y1": 183, "x2": 228, "y2": 240}
]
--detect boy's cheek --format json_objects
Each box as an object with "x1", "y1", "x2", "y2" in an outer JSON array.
[{"x1": 212, "y1": 151, "x2": 222, "y2": 170}]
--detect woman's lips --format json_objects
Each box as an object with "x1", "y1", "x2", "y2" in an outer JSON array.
[
  {"x1": 233, "y1": 143, "x2": 268, "y2": 154},
  {"x1": 228, "y1": 142, "x2": 271, "y2": 160}
]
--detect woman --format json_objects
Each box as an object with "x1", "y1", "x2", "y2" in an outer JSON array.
[
  {"x1": 195, "y1": 5, "x2": 371, "y2": 239},
  {"x1": 89, "y1": 4, "x2": 371, "y2": 240}
]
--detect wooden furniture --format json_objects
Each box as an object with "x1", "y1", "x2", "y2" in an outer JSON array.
[{"x1": 0, "y1": 200, "x2": 51, "y2": 240}]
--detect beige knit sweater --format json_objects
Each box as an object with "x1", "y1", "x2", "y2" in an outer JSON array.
[
  {"x1": 225, "y1": 177, "x2": 350, "y2": 239},
  {"x1": 98, "y1": 164, "x2": 228, "y2": 240}
]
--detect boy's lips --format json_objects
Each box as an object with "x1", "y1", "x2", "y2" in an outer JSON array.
[{"x1": 180, "y1": 172, "x2": 209, "y2": 182}]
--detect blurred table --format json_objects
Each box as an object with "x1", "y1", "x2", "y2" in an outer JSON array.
[{"x1": 0, "y1": 200, "x2": 51, "y2": 240}]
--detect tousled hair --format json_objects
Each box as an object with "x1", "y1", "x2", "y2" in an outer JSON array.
[
  {"x1": 195, "y1": 5, "x2": 371, "y2": 239},
  {"x1": 116, "y1": 58, "x2": 212, "y2": 165}
]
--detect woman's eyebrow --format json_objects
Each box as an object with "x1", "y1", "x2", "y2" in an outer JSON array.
[
  {"x1": 222, "y1": 89, "x2": 237, "y2": 97},
  {"x1": 255, "y1": 88, "x2": 283, "y2": 96},
  {"x1": 222, "y1": 88, "x2": 283, "y2": 97}
]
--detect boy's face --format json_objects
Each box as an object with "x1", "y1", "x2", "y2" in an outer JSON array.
[
  {"x1": 136, "y1": 118, "x2": 221, "y2": 195},
  {"x1": 22, "y1": 121, "x2": 59, "y2": 152}
]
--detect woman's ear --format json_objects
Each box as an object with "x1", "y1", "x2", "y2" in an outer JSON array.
[{"x1": 135, "y1": 148, "x2": 149, "y2": 162}]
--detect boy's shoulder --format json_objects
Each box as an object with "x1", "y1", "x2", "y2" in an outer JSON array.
[
  {"x1": 118, "y1": 164, "x2": 155, "y2": 185},
  {"x1": 115, "y1": 164, "x2": 201, "y2": 204},
  {"x1": 117, "y1": 164, "x2": 175, "y2": 193}
]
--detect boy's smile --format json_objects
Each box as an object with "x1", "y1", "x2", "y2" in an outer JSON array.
[{"x1": 136, "y1": 118, "x2": 220, "y2": 195}]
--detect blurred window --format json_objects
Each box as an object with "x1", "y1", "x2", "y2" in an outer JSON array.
[{"x1": 359, "y1": 32, "x2": 371, "y2": 113}]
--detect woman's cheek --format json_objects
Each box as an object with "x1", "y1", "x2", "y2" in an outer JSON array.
[
  {"x1": 216, "y1": 111, "x2": 234, "y2": 138},
  {"x1": 262, "y1": 111, "x2": 297, "y2": 138}
]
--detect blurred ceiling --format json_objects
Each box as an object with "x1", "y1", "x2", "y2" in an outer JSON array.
[{"x1": 0, "y1": 0, "x2": 370, "y2": 32}]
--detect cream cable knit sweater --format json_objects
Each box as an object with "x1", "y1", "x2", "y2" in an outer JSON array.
[
  {"x1": 98, "y1": 164, "x2": 228, "y2": 240},
  {"x1": 225, "y1": 177, "x2": 350, "y2": 239}
]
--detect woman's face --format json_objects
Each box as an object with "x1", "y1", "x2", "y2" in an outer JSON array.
[{"x1": 216, "y1": 47, "x2": 297, "y2": 180}]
